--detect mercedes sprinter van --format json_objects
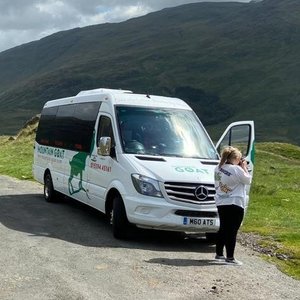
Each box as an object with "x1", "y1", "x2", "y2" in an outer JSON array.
[{"x1": 33, "y1": 88, "x2": 255, "y2": 239}]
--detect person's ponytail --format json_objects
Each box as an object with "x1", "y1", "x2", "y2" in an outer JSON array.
[{"x1": 218, "y1": 146, "x2": 235, "y2": 168}]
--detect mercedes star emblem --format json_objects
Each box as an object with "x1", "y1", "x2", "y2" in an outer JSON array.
[{"x1": 195, "y1": 185, "x2": 209, "y2": 201}]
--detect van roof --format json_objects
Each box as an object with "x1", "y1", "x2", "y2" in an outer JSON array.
[
  {"x1": 77, "y1": 88, "x2": 190, "y2": 110},
  {"x1": 77, "y1": 88, "x2": 133, "y2": 96},
  {"x1": 45, "y1": 88, "x2": 191, "y2": 110},
  {"x1": 112, "y1": 92, "x2": 190, "y2": 110}
]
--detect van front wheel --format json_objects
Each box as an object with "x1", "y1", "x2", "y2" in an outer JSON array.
[{"x1": 112, "y1": 196, "x2": 131, "y2": 239}]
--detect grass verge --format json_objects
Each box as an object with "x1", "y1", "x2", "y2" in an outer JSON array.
[
  {"x1": 0, "y1": 135, "x2": 34, "y2": 180},
  {"x1": 243, "y1": 142, "x2": 300, "y2": 280}
]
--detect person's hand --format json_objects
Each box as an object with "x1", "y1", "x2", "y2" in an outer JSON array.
[{"x1": 239, "y1": 158, "x2": 248, "y2": 172}]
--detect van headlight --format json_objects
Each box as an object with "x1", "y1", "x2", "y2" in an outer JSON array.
[{"x1": 131, "y1": 174, "x2": 163, "y2": 198}]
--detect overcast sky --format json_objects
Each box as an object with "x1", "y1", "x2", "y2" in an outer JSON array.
[{"x1": 0, "y1": 0, "x2": 251, "y2": 53}]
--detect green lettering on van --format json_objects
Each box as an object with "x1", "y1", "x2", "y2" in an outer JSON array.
[
  {"x1": 173, "y1": 166, "x2": 209, "y2": 174},
  {"x1": 37, "y1": 145, "x2": 64, "y2": 158}
]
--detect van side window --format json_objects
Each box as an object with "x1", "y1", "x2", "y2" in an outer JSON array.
[
  {"x1": 36, "y1": 106, "x2": 58, "y2": 145},
  {"x1": 36, "y1": 102, "x2": 100, "y2": 153},
  {"x1": 217, "y1": 124, "x2": 251, "y2": 157},
  {"x1": 97, "y1": 116, "x2": 115, "y2": 147},
  {"x1": 55, "y1": 104, "x2": 76, "y2": 149},
  {"x1": 73, "y1": 102, "x2": 101, "y2": 152}
]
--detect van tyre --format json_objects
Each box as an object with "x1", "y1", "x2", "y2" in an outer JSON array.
[
  {"x1": 112, "y1": 196, "x2": 131, "y2": 239},
  {"x1": 44, "y1": 173, "x2": 59, "y2": 202}
]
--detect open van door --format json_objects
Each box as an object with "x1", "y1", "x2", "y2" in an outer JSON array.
[{"x1": 215, "y1": 121, "x2": 255, "y2": 210}]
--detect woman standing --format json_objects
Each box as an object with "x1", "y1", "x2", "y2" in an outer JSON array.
[{"x1": 214, "y1": 146, "x2": 252, "y2": 265}]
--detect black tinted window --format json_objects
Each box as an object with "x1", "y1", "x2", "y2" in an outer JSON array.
[
  {"x1": 36, "y1": 106, "x2": 58, "y2": 145},
  {"x1": 74, "y1": 102, "x2": 101, "y2": 152},
  {"x1": 54, "y1": 104, "x2": 75, "y2": 149},
  {"x1": 36, "y1": 101, "x2": 101, "y2": 153}
]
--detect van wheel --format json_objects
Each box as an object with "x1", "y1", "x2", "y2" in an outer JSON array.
[
  {"x1": 44, "y1": 173, "x2": 58, "y2": 202},
  {"x1": 111, "y1": 196, "x2": 131, "y2": 239}
]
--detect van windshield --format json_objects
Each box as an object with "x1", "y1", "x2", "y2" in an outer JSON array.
[{"x1": 116, "y1": 106, "x2": 218, "y2": 159}]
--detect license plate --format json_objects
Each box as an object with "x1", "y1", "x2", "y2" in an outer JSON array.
[{"x1": 183, "y1": 217, "x2": 215, "y2": 226}]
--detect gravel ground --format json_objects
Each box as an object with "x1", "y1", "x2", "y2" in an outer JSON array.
[
  {"x1": 238, "y1": 232, "x2": 292, "y2": 261},
  {"x1": 0, "y1": 174, "x2": 299, "y2": 300}
]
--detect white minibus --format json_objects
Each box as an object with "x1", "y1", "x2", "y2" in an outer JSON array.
[{"x1": 33, "y1": 88, "x2": 255, "y2": 239}]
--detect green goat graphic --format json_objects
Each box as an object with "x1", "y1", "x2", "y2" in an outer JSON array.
[{"x1": 68, "y1": 134, "x2": 96, "y2": 196}]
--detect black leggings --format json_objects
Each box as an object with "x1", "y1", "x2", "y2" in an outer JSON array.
[{"x1": 216, "y1": 205, "x2": 244, "y2": 259}]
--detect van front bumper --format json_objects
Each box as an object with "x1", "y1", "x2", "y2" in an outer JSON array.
[{"x1": 125, "y1": 196, "x2": 219, "y2": 233}]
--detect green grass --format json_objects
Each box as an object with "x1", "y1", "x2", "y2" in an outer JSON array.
[
  {"x1": 0, "y1": 135, "x2": 34, "y2": 180},
  {"x1": 0, "y1": 135, "x2": 299, "y2": 279},
  {"x1": 243, "y1": 142, "x2": 300, "y2": 279}
]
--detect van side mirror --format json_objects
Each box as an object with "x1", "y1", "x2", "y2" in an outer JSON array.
[{"x1": 98, "y1": 137, "x2": 111, "y2": 156}]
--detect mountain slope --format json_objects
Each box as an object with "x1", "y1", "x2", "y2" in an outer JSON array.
[{"x1": 0, "y1": 0, "x2": 299, "y2": 144}]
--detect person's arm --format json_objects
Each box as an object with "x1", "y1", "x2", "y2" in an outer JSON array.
[{"x1": 237, "y1": 161, "x2": 252, "y2": 185}]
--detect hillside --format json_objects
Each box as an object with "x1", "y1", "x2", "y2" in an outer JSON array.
[{"x1": 0, "y1": 0, "x2": 299, "y2": 144}]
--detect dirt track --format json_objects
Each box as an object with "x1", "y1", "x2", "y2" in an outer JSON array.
[{"x1": 0, "y1": 175, "x2": 299, "y2": 300}]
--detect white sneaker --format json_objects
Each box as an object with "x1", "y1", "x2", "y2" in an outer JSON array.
[{"x1": 225, "y1": 258, "x2": 243, "y2": 266}]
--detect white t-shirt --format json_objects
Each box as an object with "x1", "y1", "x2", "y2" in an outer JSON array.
[{"x1": 214, "y1": 164, "x2": 252, "y2": 209}]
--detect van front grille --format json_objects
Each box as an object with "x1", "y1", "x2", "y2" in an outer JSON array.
[{"x1": 164, "y1": 182, "x2": 215, "y2": 205}]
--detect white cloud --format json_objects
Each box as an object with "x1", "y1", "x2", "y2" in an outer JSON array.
[{"x1": 0, "y1": 0, "x2": 251, "y2": 53}]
